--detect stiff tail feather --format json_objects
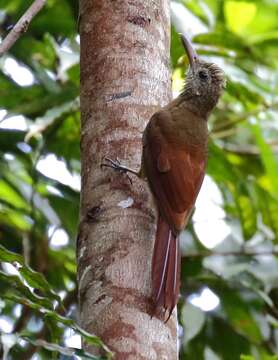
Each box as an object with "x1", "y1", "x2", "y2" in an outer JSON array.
[{"x1": 151, "y1": 215, "x2": 181, "y2": 321}]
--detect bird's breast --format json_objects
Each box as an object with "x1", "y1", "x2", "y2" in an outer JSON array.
[{"x1": 163, "y1": 109, "x2": 208, "y2": 153}]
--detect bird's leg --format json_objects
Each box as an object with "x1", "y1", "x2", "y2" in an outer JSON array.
[{"x1": 101, "y1": 157, "x2": 140, "y2": 184}]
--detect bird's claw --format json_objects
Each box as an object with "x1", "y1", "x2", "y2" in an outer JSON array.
[
  {"x1": 100, "y1": 157, "x2": 133, "y2": 184},
  {"x1": 100, "y1": 157, "x2": 119, "y2": 169}
]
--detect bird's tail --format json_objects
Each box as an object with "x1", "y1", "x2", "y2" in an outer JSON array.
[{"x1": 151, "y1": 215, "x2": 181, "y2": 321}]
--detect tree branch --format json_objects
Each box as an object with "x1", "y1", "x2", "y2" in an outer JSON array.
[
  {"x1": 0, "y1": 0, "x2": 46, "y2": 57},
  {"x1": 182, "y1": 249, "x2": 278, "y2": 259},
  {"x1": 211, "y1": 127, "x2": 237, "y2": 139},
  {"x1": 211, "y1": 137, "x2": 278, "y2": 154},
  {"x1": 211, "y1": 101, "x2": 278, "y2": 134}
]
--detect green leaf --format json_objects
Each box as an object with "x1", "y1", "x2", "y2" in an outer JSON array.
[
  {"x1": 20, "y1": 336, "x2": 106, "y2": 360},
  {"x1": 240, "y1": 355, "x2": 254, "y2": 360},
  {"x1": 44, "y1": 108, "x2": 80, "y2": 162},
  {"x1": 0, "y1": 245, "x2": 61, "y2": 304},
  {"x1": 31, "y1": 0, "x2": 76, "y2": 38},
  {"x1": 11, "y1": 33, "x2": 57, "y2": 71},
  {"x1": 47, "y1": 195, "x2": 79, "y2": 238},
  {"x1": 19, "y1": 266, "x2": 62, "y2": 305},
  {"x1": 241, "y1": 355, "x2": 278, "y2": 360},
  {"x1": 250, "y1": 122, "x2": 278, "y2": 198},
  {"x1": 25, "y1": 98, "x2": 79, "y2": 142},
  {"x1": 234, "y1": 182, "x2": 257, "y2": 240},
  {"x1": 2, "y1": 290, "x2": 112, "y2": 357},
  {"x1": 207, "y1": 316, "x2": 250, "y2": 359},
  {"x1": 67, "y1": 63, "x2": 80, "y2": 86},
  {"x1": 224, "y1": 1, "x2": 257, "y2": 35},
  {"x1": 226, "y1": 80, "x2": 264, "y2": 106},
  {"x1": 194, "y1": 31, "x2": 248, "y2": 53},
  {"x1": 170, "y1": 26, "x2": 184, "y2": 68},
  {"x1": 0, "y1": 179, "x2": 28, "y2": 209},
  {"x1": 0, "y1": 271, "x2": 54, "y2": 309},
  {"x1": 0, "y1": 244, "x2": 22, "y2": 263},
  {"x1": 0, "y1": 71, "x2": 78, "y2": 117},
  {"x1": 179, "y1": 0, "x2": 210, "y2": 25},
  {"x1": 207, "y1": 141, "x2": 237, "y2": 183},
  {"x1": 214, "y1": 286, "x2": 262, "y2": 343},
  {"x1": 255, "y1": 185, "x2": 278, "y2": 242}
]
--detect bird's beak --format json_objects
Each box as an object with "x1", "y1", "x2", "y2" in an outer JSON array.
[{"x1": 180, "y1": 34, "x2": 199, "y2": 73}]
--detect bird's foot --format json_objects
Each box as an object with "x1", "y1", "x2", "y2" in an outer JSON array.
[{"x1": 101, "y1": 157, "x2": 137, "y2": 184}]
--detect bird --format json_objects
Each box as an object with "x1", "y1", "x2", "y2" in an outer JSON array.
[{"x1": 101, "y1": 34, "x2": 225, "y2": 321}]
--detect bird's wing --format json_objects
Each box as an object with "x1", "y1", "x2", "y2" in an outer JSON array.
[{"x1": 143, "y1": 112, "x2": 206, "y2": 233}]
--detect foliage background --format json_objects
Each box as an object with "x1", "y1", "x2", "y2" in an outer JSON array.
[{"x1": 0, "y1": 0, "x2": 278, "y2": 359}]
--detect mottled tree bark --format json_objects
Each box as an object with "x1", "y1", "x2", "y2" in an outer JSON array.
[{"x1": 78, "y1": 0, "x2": 177, "y2": 358}]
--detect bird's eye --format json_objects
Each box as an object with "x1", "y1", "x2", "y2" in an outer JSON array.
[{"x1": 198, "y1": 70, "x2": 208, "y2": 81}]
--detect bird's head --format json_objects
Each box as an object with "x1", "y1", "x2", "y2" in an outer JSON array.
[{"x1": 181, "y1": 34, "x2": 225, "y2": 116}]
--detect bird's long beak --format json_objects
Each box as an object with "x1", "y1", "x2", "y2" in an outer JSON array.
[{"x1": 180, "y1": 34, "x2": 199, "y2": 73}]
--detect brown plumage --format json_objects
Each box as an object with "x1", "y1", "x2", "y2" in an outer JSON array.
[
  {"x1": 101, "y1": 34, "x2": 225, "y2": 321},
  {"x1": 140, "y1": 35, "x2": 225, "y2": 319}
]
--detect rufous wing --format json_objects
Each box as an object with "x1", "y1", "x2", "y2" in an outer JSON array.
[
  {"x1": 144, "y1": 111, "x2": 207, "y2": 319},
  {"x1": 143, "y1": 114, "x2": 206, "y2": 233}
]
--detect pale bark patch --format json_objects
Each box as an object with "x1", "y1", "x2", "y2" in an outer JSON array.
[{"x1": 118, "y1": 197, "x2": 135, "y2": 208}]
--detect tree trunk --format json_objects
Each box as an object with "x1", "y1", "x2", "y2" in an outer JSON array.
[{"x1": 78, "y1": 0, "x2": 177, "y2": 358}]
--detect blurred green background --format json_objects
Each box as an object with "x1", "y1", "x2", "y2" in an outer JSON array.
[{"x1": 0, "y1": 0, "x2": 278, "y2": 359}]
